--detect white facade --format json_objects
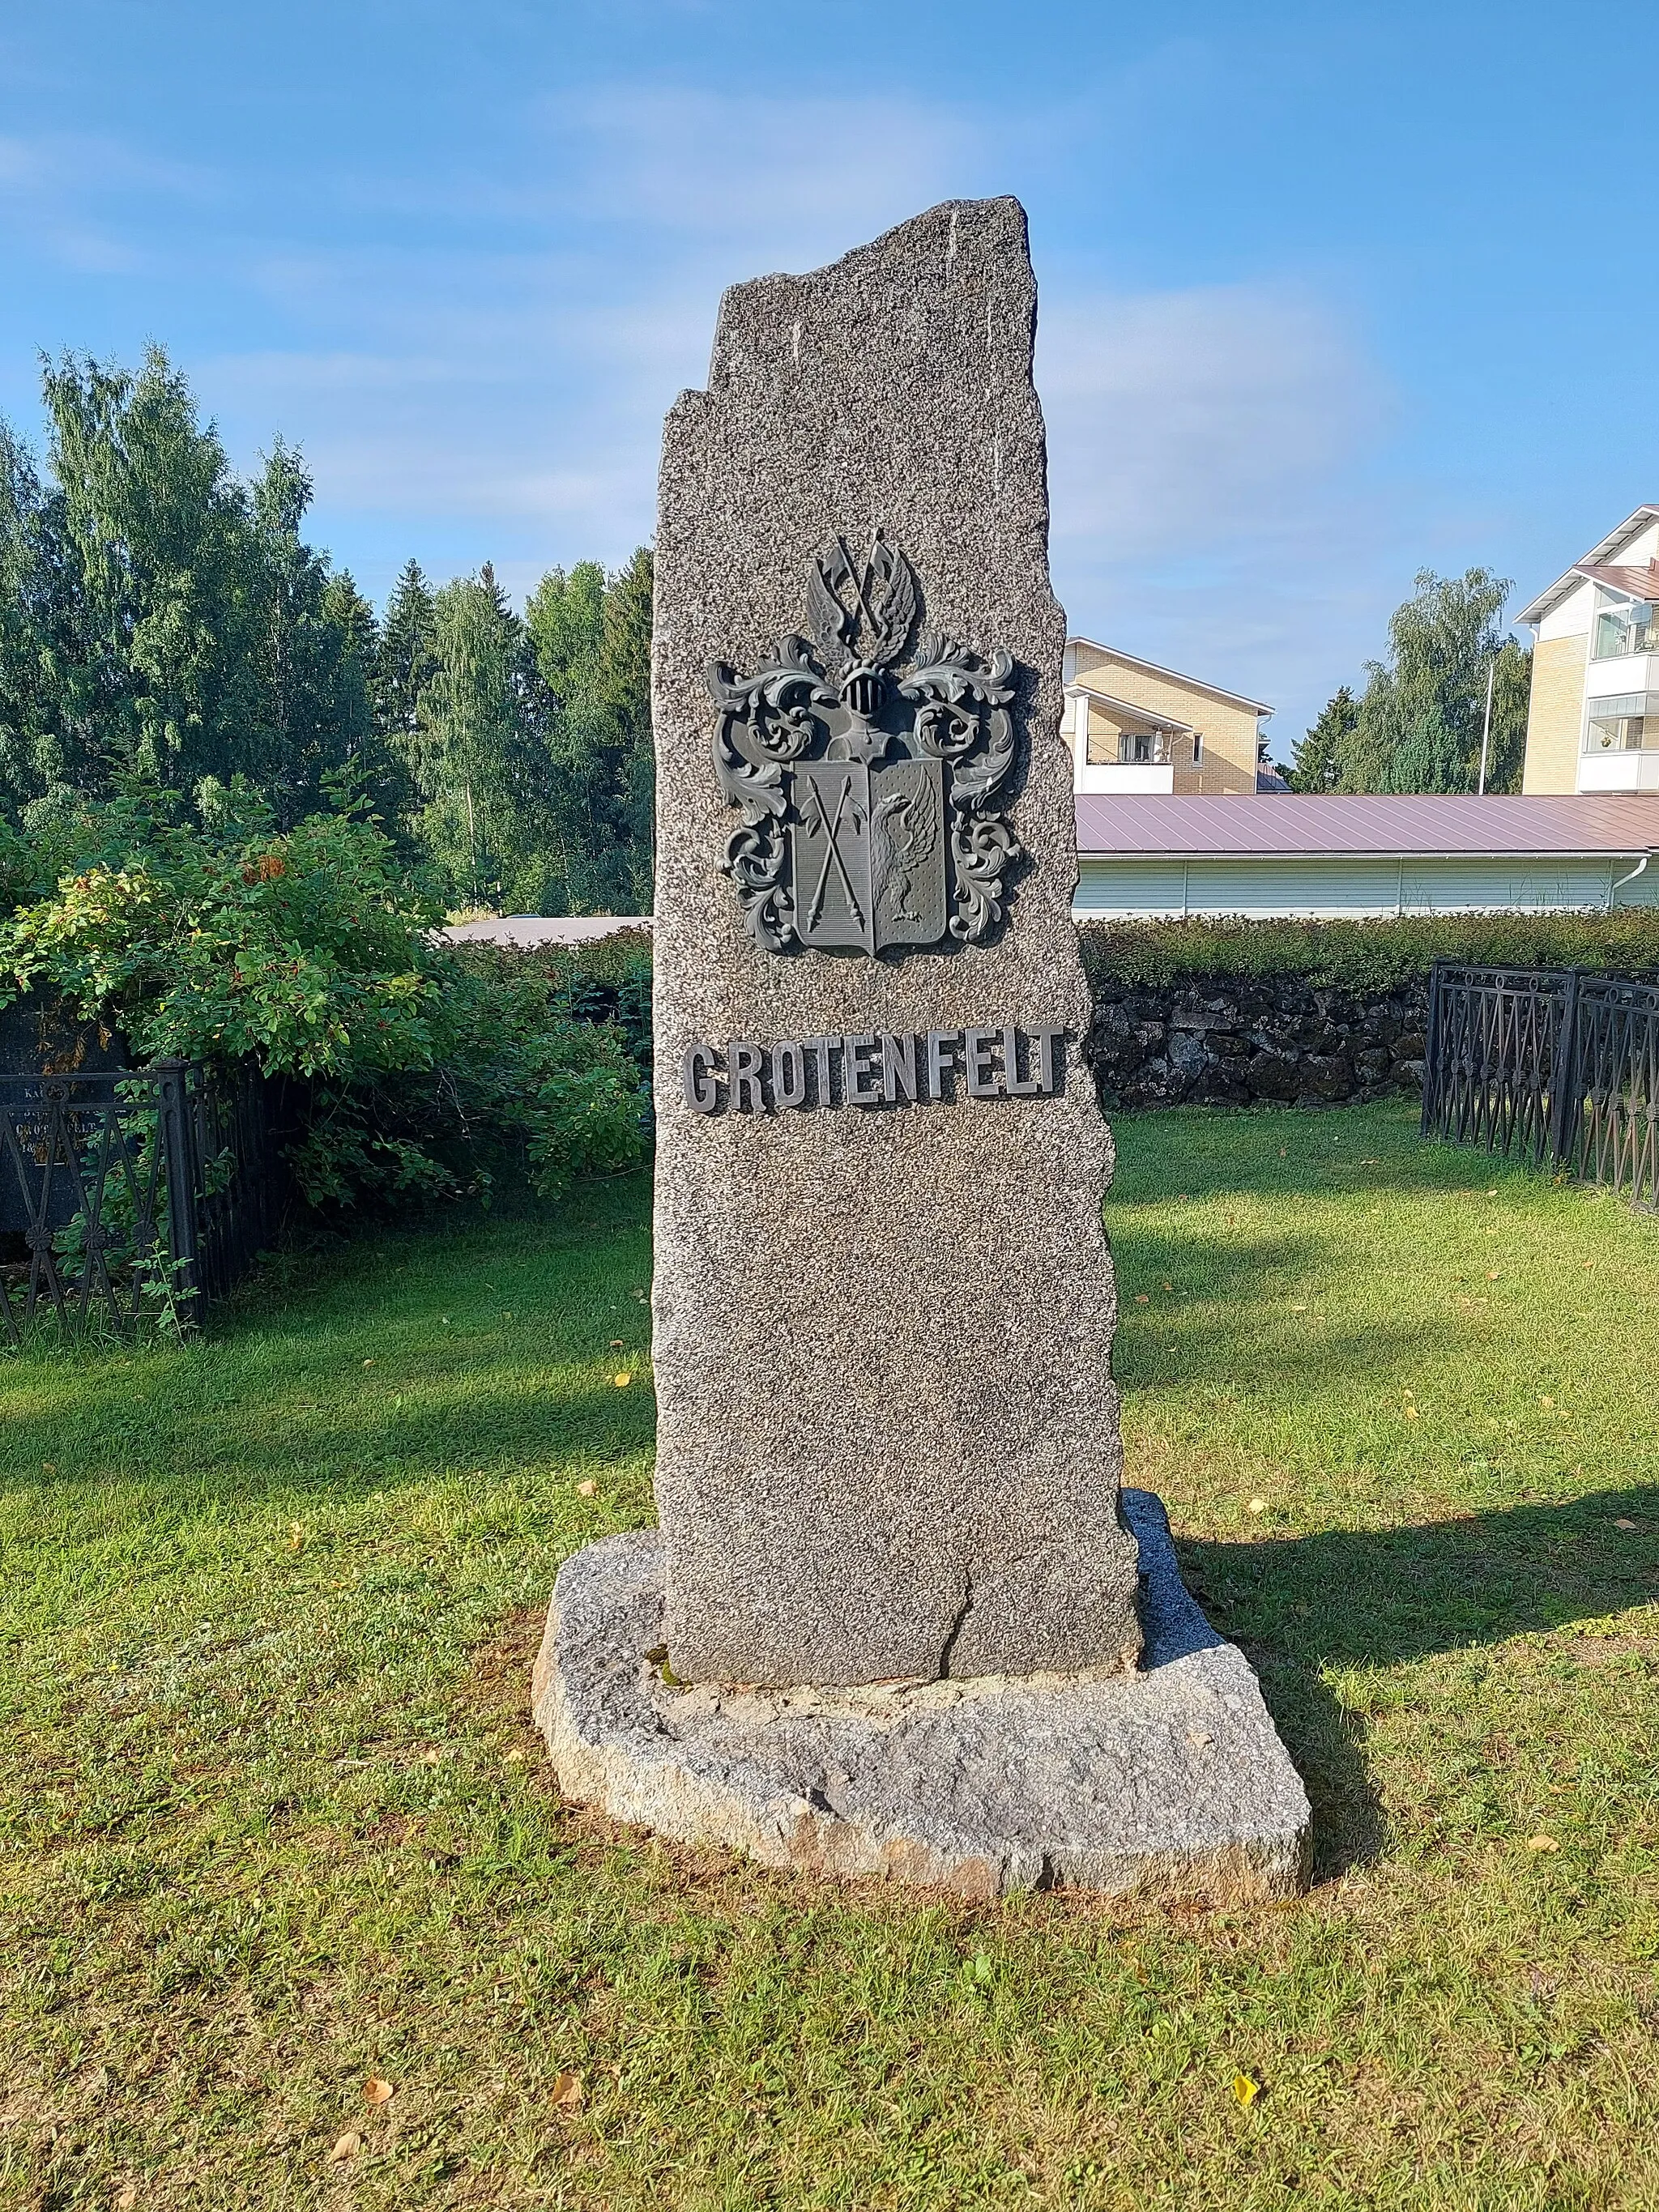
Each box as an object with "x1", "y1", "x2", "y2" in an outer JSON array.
[
  {"x1": 1525, "y1": 509, "x2": 1659, "y2": 792},
  {"x1": 1074, "y1": 850, "x2": 1659, "y2": 921}
]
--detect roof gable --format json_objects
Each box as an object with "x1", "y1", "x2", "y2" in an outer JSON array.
[
  {"x1": 1064, "y1": 637, "x2": 1273, "y2": 717},
  {"x1": 1518, "y1": 506, "x2": 1659, "y2": 627}
]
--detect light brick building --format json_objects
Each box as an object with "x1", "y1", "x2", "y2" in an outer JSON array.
[
  {"x1": 1063, "y1": 638, "x2": 1275, "y2": 797},
  {"x1": 1519, "y1": 505, "x2": 1659, "y2": 794}
]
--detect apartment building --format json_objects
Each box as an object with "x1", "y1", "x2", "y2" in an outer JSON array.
[
  {"x1": 1063, "y1": 639, "x2": 1276, "y2": 796},
  {"x1": 1519, "y1": 505, "x2": 1659, "y2": 794}
]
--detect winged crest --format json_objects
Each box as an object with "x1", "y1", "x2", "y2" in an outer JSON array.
[{"x1": 707, "y1": 531, "x2": 1021, "y2": 956}]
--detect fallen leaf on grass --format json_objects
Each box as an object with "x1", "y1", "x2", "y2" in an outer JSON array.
[
  {"x1": 1487, "y1": 1269, "x2": 1501, "y2": 1281},
  {"x1": 1403, "y1": 1405, "x2": 1419, "y2": 1421},
  {"x1": 577, "y1": 1479, "x2": 597, "y2": 1498},
  {"x1": 1615, "y1": 1519, "x2": 1637, "y2": 1531},
  {"x1": 1247, "y1": 1498, "x2": 1268, "y2": 1515},
  {"x1": 552, "y1": 2070, "x2": 585, "y2": 2111},
  {"x1": 612, "y1": 1373, "x2": 632, "y2": 1387},
  {"x1": 1232, "y1": 2073, "x2": 1260, "y2": 2109},
  {"x1": 608, "y1": 1340, "x2": 625, "y2": 1349},
  {"x1": 329, "y1": 2131, "x2": 361, "y2": 2163},
  {"x1": 114, "y1": 2189, "x2": 138, "y2": 2212},
  {"x1": 1526, "y1": 1835, "x2": 1560, "y2": 1852},
  {"x1": 363, "y1": 2078, "x2": 394, "y2": 2107},
  {"x1": 363, "y1": 1357, "x2": 377, "y2": 1366},
  {"x1": 503, "y1": 1747, "x2": 526, "y2": 1763}
]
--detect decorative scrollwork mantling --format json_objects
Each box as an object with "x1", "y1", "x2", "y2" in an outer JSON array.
[
  {"x1": 706, "y1": 537, "x2": 1026, "y2": 955},
  {"x1": 709, "y1": 637, "x2": 832, "y2": 951},
  {"x1": 902, "y1": 636, "x2": 1022, "y2": 938}
]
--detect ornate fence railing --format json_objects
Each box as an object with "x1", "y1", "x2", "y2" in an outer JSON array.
[
  {"x1": 1422, "y1": 961, "x2": 1659, "y2": 1210},
  {"x1": 0, "y1": 1060, "x2": 289, "y2": 1342}
]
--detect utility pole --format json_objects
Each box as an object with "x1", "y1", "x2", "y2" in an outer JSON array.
[{"x1": 1477, "y1": 656, "x2": 1496, "y2": 795}]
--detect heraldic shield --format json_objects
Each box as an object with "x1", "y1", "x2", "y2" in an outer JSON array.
[{"x1": 708, "y1": 532, "x2": 1021, "y2": 956}]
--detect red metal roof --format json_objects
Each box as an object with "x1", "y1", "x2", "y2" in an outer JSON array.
[
  {"x1": 1576, "y1": 560, "x2": 1659, "y2": 602},
  {"x1": 1073, "y1": 794, "x2": 1659, "y2": 858}
]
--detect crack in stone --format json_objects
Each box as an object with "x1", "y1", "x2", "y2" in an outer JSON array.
[{"x1": 937, "y1": 1568, "x2": 975, "y2": 1679}]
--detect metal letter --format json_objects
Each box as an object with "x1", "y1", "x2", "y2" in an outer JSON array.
[
  {"x1": 926, "y1": 1029, "x2": 962, "y2": 1100},
  {"x1": 682, "y1": 1043, "x2": 722, "y2": 1114},
  {"x1": 1002, "y1": 1024, "x2": 1041, "y2": 1096},
  {"x1": 1030, "y1": 1026, "x2": 1064, "y2": 1095},
  {"x1": 844, "y1": 1034, "x2": 881, "y2": 1106},
  {"x1": 881, "y1": 1032, "x2": 919, "y2": 1103},
  {"x1": 771, "y1": 1040, "x2": 808, "y2": 1109},
  {"x1": 730, "y1": 1039, "x2": 765, "y2": 1113},
  {"x1": 965, "y1": 1028, "x2": 1000, "y2": 1097},
  {"x1": 804, "y1": 1034, "x2": 837, "y2": 1106}
]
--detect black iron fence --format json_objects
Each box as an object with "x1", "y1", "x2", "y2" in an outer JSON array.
[
  {"x1": 0, "y1": 1059, "x2": 288, "y2": 1341},
  {"x1": 1422, "y1": 961, "x2": 1659, "y2": 1209}
]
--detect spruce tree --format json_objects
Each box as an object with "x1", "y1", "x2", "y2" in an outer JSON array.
[
  {"x1": 375, "y1": 559, "x2": 437, "y2": 748},
  {"x1": 1288, "y1": 685, "x2": 1358, "y2": 791}
]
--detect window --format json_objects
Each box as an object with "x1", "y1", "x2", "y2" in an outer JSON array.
[
  {"x1": 1591, "y1": 592, "x2": 1657, "y2": 660},
  {"x1": 1584, "y1": 693, "x2": 1659, "y2": 752},
  {"x1": 1117, "y1": 729, "x2": 1171, "y2": 765}
]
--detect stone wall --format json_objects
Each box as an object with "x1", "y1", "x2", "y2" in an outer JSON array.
[{"x1": 1085, "y1": 974, "x2": 1430, "y2": 1110}]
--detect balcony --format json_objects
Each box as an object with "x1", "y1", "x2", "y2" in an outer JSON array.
[
  {"x1": 1592, "y1": 605, "x2": 1658, "y2": 661},
  {"x1": 1068, "y1": 686, "x2": 1196, "y2": 795},
  {"x1": 1578, "y1": 689, "x2": 1659, "y2": 791},
  {"x1": 1075, "y1": 731, "x2": 1179, "y2": 795}
]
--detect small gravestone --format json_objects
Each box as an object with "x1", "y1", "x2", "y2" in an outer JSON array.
[{"x1": 534, "y1": 199, "x2": 1309, "y2": 1899}]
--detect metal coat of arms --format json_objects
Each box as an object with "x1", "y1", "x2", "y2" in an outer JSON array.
[{"x1": 709, "y1": 532, "x2": 1021, "y2": 955}]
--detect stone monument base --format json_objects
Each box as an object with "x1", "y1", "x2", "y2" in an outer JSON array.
[{"x1": 531, "y1": 1491, "x2": 1311, "y2": 1903}]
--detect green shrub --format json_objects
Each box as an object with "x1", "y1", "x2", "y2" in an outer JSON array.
[
  {"x1": 0, "y1": 783, "x2": 648, "y2": 1211},
  {"x1": 449, "y1": 931, "x2": 654, "y2": 1080},
  {"x1": 1078, "y1": 911, "x2": 1659, "y2": 995},
  {"x1": 295, "y1": 950, "x2": 649, "y2": 1211}
]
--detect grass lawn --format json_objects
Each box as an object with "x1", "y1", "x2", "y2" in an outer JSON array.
[{"x1": 2, "y1": 1099, "x2": 1657, "y2": 2210}]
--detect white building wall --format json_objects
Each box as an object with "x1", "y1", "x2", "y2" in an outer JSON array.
[
  {"x1": 1073, "y1": 854, "x2": 1659, "y2": 919},
  {"x1": 1537, "y1": 579, "x2": 1596, "y2": 642}
]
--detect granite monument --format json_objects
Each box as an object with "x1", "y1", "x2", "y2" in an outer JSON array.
[{"x1": 534, "y1": 198, "x2": 1311, "y2": 1900}]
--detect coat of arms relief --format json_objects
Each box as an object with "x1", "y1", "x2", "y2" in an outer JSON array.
[{"x1": 708, "y1": 532, "x2": 1022, "y2": 955}]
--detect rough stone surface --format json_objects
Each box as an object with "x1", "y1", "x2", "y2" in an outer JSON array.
[
  {"x1": 1082, "y1": 966, "x2": 1430, "y2": 1113},
  {"x1": 652, "y1": 197, "x2": 1137, "y2": 1688},
  {"x1": 531, "y1": 1492, "x2": 1311, "y2": 1902}
]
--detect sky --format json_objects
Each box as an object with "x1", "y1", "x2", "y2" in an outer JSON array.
[{"x1": 2, "y1": 1, "x2": 1655, "y2": 752}]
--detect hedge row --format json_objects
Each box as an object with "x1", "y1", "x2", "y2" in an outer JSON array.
[
  {"x1": 1076, "y1": 911, "x2": 1659, "y2": 994},
  {"x1": 544, "y1": 911, "x2": 1659, "y2": 1008}
]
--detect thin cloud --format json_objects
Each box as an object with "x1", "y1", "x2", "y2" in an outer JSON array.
[
  {"x1": 1042, "y1": 283, "x2": 1385, "y2": 553},
  {"x1": 1042, "y1": 280, "x2": 1403, "y2": 735}
]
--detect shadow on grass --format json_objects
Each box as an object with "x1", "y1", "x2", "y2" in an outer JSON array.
[
  {"x1": 1106, "y1": 1214, "x2": 1472, "y2": 1396},
  {"x1": 1175, "y1": 1484, "x2": 1659, "y2": 1877}
]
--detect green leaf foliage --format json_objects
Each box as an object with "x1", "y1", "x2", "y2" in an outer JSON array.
[
  {"x1": 0, "y1": 784, "x2": 648, "y2": 1212},
  {"x1": 0, "y1": 346, "x2": 656, "y2": 914},
  {"x1": 0, "y1": 352, "x2": 403, "y2": 828},
  {"x1": 1079, "y1": 910, "x2": 1659, "y2": 994},
  {"x1": 1291, "y1": 570, "x2": 1532, "y2": 796},
  {"x1": 523, "y1": 548, "x2": 655, "y2": 914}
]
